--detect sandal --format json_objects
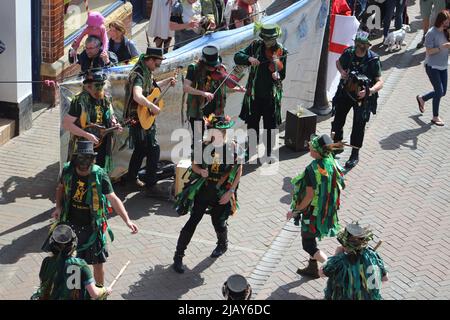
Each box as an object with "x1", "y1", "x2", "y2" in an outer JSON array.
[
  {"x1": 416, "y1": 95, "x2": 425, "y2": 113},
  {"x1": 431, "y1": 119, "x2": 445, "y2": 126}
]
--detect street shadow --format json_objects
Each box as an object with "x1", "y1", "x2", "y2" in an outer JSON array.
[
  {"x1": 0, "y1": 208, "x2": 52, "y2": 238},
  {"x1": 114, "y1": 181, "x2": 178, "y2": 221},
  {"x1": 0, "y1": 223, "x2": 49, "y2": 265},
  {"x1": 379, "y1": 49, "x2": 425, "y2": 71},
  {"x1": 0, "y1": 162, "x2": 59, "y2": 205},
  {"x1": 266, "y1": 278, "x2": 315, "y2": 300},
  {"x1": 280, "y1": 176, "x2": 293, "y2": 205},
  {"x1": 379, "y1": 114, "x2": 432, "y2": 150},
  {"x1": 122, "y1": 256, "x2": 216, "y2": 300}
]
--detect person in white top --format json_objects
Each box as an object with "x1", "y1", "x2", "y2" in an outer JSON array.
[{"x1": 147, "y1": 0, "x2": 175, "y2": 53}]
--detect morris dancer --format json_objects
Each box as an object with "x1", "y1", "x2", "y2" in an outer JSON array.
[
  {"x1": 173, "y1": 114, "x2": 243, "y2": 273},
  {"x1": 287, "y1": 134, "x2": 345, "y2": 278},
  {"x1": 320, "y1": 222, "x2": 389, "y2": 300}
]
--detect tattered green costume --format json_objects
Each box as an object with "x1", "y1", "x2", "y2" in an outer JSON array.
[
  {"x1": 323, "y1": 225, "x2": 387, "y2": 300},
  {"x1": 185, "y1": 62, "x2": 228, "y2": 120},
  {"x1": 68, "y1": 90, "x2": 115, "y2": 173},
  {"x1": 234, "y1": 40, "x2": 287, "y2": 126},
  {"x1": 290, "y1": 142, "x2": 345, "y2": 240},
  {"x1": 58, "y1": 163, "x2": 114, "y2": 257},
  {"x1": 31, "y1": 256, "x2": 93, "y2": 300},
  {"x1": 323, "y1": 248, "x2": 387, "y2": 300},
  {"x1": 175, "y1": 142, "x2": 242, "y2": 218},
  {"x1": 124, "y1": 54, "x2": 158, "y2": 148}
]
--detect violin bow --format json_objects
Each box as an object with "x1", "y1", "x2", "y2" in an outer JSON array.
[{"x1": 200, "y1": 65, "x2": 240, "y2": 111}]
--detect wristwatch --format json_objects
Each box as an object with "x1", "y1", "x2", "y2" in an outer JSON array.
[{"x1": 229, "y1": 188, "x2": 235, "y2": 193}]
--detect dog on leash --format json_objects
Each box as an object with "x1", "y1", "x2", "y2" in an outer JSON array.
[{"x1": 383, "y1": 24, "x2": 411, "y2": 52}]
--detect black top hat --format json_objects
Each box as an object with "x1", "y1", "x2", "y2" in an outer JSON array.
[
  {"x1": 51, "y1": 224, "x2": 76, "y2": 245},
  {"x1": 259, "y1": 24, "x2": 280, "y2": 40},
  {"x1": 83, "y1": 70, "x2": 107, "y2": 84},
  {"x1": 223, "y1": 274, "x2": 251, "y2": 300},
  {"x1": 317, "y1": 134, "x2": 333, "y2": 147},
  {"x1": 74, "y1": 141, "x2": 97, "y2": 155},
  {"x1": 144, "y1": 47, "x2": 166, "y2": 60},
  {"x1": 201, "y1": 46, "x2": 221, "y2": 67}
]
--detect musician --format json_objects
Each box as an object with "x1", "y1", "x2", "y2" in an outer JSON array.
[
  {"x1": 320, "y1": 223, "x2": 389, "y2": 300},
  {"x1": 331, "y1": 29, "x2": 383, "y2": 169},
  {"x1": 123, "y1": 47, "x2": 176, "y2": 193},
  {"x1": 63, "y1": 70, "x2": 122, "y2": 174},
  {"x1": 234, "y1": 23, "x2": 287, "y2": 162},
  {"x1": 184, "y1": 45, "x2": 244, "y2": 147},
  {"x1": 48, "y1": 140, "x2": 138, "y2": 287},
  {"x1": 286, "y1": 134, "x2": 345, "y2": 279},
  {"x1": 173, "y1": 114, "x2": 243, "y2": 273}
]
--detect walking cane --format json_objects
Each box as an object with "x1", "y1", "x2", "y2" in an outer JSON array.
[
  {"x1": 373, "y1": 240, "x2": 383, "y2": 251},
  {"x1": 108, "y1": 260, "x2": 131, "y2": 291}
]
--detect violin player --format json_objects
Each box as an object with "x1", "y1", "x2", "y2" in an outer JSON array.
[
  {"x1": 234, "y1": 23, "x2": 287, "y2": 163},
  {"x1": 183, "y1": 45, "x2": 245, "y2": 147}
]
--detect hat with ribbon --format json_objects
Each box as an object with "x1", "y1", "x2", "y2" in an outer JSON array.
[
  {"x1": 73, "y1": 140, "x2": 97, "y2": 156},
  {"x1": 201, "y1": 46, "x2": 221, "y2": 67},
  {"x1": 143, "y1": 47, "x2": 166, "y2": 60},
  {"x1": 337, "y1": 222, "x2": 374, "y2": 254},
  {"x1": 204, "y1": 114, "x2": 235, "y2": 129},
  {"x1": 83, "y1": 70, "x2": 107, "y2": 84}
]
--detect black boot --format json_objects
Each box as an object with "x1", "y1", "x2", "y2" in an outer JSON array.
[
  {"x1": 172, "y1": 253, "x2": 185, "y2": 274},
  {"x1": 345, "y1": 148, "x2": 359, "y2": 169},
  {"x1": 296, "y1": 259, "x2": 320, "y2": 279},
  {"x1": 211, "y1": 230, "x2": 228, "y2": 258}
]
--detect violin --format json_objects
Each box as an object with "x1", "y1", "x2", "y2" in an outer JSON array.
[
  {"x1": 265, "y1": 46, "x2": 284, "y2": 74},
  {"x1": 209, "y1": 65, "x2": 243, "y2": 89}
]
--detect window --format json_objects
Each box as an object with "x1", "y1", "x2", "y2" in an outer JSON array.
[{"x1": 64, "y1": 0, "x2": 125, "y2": 46}]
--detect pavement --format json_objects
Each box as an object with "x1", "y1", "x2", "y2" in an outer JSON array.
[{"x1": 1, "y1": 1, "x2": 450, "y2": 300}]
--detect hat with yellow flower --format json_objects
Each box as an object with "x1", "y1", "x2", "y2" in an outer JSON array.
[{"x1": 204, "y1": 114, "x2": 235, "y2": 129}]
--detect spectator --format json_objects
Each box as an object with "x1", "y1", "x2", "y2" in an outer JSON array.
[
  {"x1": 229, "y1": 7, "x2": 248, "y2": 29},
  {"x1": 225, "y1": 0, "x2": 259, "y2": 29},
  {"x1": 346, "y1": 0, "x2": 368, "y2": 20},
  {"x1": 383, "y1": 0, "x2": 407, "y2": 42},
  {"x1": 416, "y1": 10, "x2": 450, "y2": 126},
  {"x1": 77, "y1": 36, "x2": 118, "y2": 73},
  {"x1": 170, "y1": 0, "x2": 202, "y2": 50},
  {"x1": 417, "y1": 0, "x2": 446, "y2": 48},
  {"x1": 108, "y1": 20, "x2": 140, "y2": 63},
  {"x1": 147, "y1": 0, "x2": 174, "y2": 53}
]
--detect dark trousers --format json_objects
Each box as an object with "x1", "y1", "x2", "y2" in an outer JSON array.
[
  {"x1": 189, "y1": 117, "x2": 205, "y2": 147},
  {"x1": 127, "y1": 138, "x2": 160, "y2": 187},
  {"x1": 246, "y1": 97, "x2": 277, "y2": 157},
  {"x1": 175, "y1": 191, "x2": 228, "y2": 255},
  {"x1": 301, "y1": 232, "x2": 318, "y2": 257},
  {"x1": 94, "y1": 140, "x2": 108, "y2": 169},
  {"x1": 423, "y1": 65, "x2": 448, "y2": 117},
  {"x1": 331, "y1": 96, "x2": 368, "y2": 149},
  {"x1": 383, "y1": 0, "x2": 406, "y2": 38}
]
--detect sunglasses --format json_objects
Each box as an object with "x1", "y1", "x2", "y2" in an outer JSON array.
[{"x1": 93, "y1": 82, "x2": 105, "y2": 89}]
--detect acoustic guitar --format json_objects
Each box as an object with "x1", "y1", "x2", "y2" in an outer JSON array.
[{"x1": 137, "y1": 67, "x2": 182, "y2": 130}]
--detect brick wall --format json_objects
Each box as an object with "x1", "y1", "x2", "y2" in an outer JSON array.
[
  {"x1": 41, "y1": 0, "x2": 64, "y2": 64},
  {"x1": 39, "y1": 1, "x2": 133, "y2": 104}
]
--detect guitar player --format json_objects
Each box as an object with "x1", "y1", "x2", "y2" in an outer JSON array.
[
  {"x1": 123, "y1": 47, "x2": 176, "y2": 196},
  {"x1": 63, "y1": 70, "x2": 123, "y2": 174}
]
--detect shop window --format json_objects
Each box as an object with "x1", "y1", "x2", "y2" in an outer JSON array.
[{"x1": 64, "y1": 0, "x2": 125, "y2": 46}]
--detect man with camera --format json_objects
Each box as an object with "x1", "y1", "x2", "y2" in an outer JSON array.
[{"x1": 331, "y1": 29, "x2": 383, "y2": 169}]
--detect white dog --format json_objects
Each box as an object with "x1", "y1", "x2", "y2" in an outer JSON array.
[{"x1": 383, "y1": 24, "x2": 411, "y2": 52}]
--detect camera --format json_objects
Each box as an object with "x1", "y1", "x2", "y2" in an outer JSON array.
[{"x1": 348, "y1": 70, "x2": 370, "y2": 86}]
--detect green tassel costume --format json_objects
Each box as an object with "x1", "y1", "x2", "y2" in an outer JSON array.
[
  {"x1": 290, "y1": 140, "x2": 345, "y2": 240},
  {"x1": 68, "y1": 90, "x2": 115, "y2": 173},
  {"x1": 234, "y1": 24, "x2": 287, "y2": 126},
  {"x1": 58, "y1": 162, "x2": 114, "y2": 256},
  {"x1": 31, "y1": 255, "x2": 92, "y2": 300}
]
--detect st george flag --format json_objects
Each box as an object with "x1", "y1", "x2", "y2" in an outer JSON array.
[{"x1": 326, "y1": 0, "x2": 360, "y2": 100}]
